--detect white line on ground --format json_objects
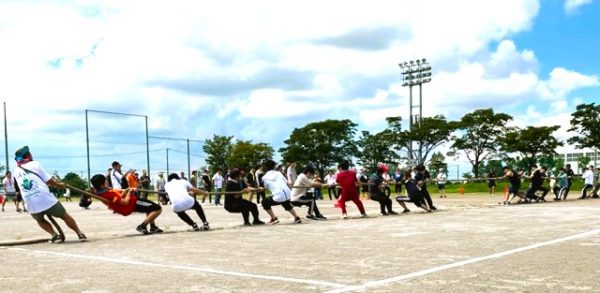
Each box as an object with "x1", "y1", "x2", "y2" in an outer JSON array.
[
  {"x1": 325, "y1": 228, "x2": 600, "y2": 293},
  {"x1": 6, "y1": 247, "x2": 348, "y2": 289}
]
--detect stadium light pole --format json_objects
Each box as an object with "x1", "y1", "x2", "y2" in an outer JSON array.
[
  {"x1": 399, "y1": 58, "x2": 432, "y2": 164},
  {"x1": 85, "y1": 109, "x2": 150, "y2": 185},
  {"x1": 149, "y1": 135, "x2": 204, "y2": 179}
]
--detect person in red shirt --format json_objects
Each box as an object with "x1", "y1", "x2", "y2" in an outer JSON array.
[
  {"x1": 335, "y1": 160, "x2": 367, "y2": 219},
  {"x1": 91, "y1": 174, "x2": 163, "y2": 235}
]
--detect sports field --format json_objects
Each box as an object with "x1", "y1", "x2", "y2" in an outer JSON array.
[{"x1": 1, "y1": 195, "x2": 599, "y2": 292}]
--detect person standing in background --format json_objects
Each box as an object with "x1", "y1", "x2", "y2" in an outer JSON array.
[{"x1": 212, "y1": 169, "x2": 224, "y2": 206}]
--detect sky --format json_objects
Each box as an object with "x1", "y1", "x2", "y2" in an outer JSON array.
[{"x1": 0, "y1": 0, "x2": 599, "y2": 180}]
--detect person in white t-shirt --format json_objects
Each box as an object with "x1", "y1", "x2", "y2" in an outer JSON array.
[
  {"x1": 324, "y1": 170, "x2": 337, "y2": 200},
  {"x1": 261, "y1": 160, "x2": 301, "y2": 225},
  {"x1": 63, "y1": 187, "x2": 72, "y2": 202},
  {"x1": 579, "y1": 166, "x2": 595, "y2": 199},
  {"x1": 436, "y1": 169, "x2": 447, "y2": 198},
  {"x1": 12, "y1": 146, "x2": 86, "y2": 242},
  {"x1": 164, "y1": 173, "x2": 210, "y2": 231},
  {"x1": 2, "y1": 171, "x2": 19, "y2": 212},
  {"x1": 290, "y1": 165, "x2": 327, "y2": 220},
  {"x1": 212, "y1": 169, "x2": 224, "y2": 206}
]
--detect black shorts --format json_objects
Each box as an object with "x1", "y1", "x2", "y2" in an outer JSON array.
[
  {"x1": 488, "y1": 182, "x2": 496, "y2": 188},
  {"x1": 134, "y1": 198, "x2": 161, "y2": 214},
  {"x1": 437, "y1": 184, "x2": 445, "y2": 190},
  {"x1": 261, "y1": 197, "x2": 293, "y2": 211}
]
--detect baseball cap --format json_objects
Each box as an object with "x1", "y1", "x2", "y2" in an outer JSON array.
[{"x1": 15, "y1": 146, "x2": 30, "y2": 161}]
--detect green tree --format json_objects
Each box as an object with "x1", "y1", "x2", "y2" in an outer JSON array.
[
  {"x1": 498, "y1": 125, "x2": 563, "y2": 168},
  {"x1": 428, "y1": 152, "x2": 448, "y2": 178},
  {"x1": 62, "y1": 172, "x2": 88, "y2": 196},
  {"x1": 227, "y1": 140, "x2": 274, "y2": 171},
  {"x1": 577, "y1": 156, "x2": 592, "y2": 173},
  {"x1": 538, "y1": 155, "x2": 564, "y2": 175},
  {"x1": 280, "y1": 119, "x2": 358, "y2": 174},
  {"x1": 452, "y1": 108, "x2": 512, "y2": 178},
  {"x1": 568, "y1": 103, "x2": 600, "y2": 151},
  {"x1": 406, "y1": 115, "x2": 457, "y2": 165},
  {"x1": 383, "y1": 116, "x2": 410, "y2": 159},
  {"x1": 483, "y1": 159, "x2": 503, "y2": 177},
  {"x1": 202, "y1": 135, "x2": 234, "y2": 173},
  {"x1": 356, "y1": 130, "x2": 400, "y2": 173}
]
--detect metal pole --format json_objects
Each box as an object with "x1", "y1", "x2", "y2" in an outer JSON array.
[
  {"x1": 4, "y1": 102, "x2": 9, "y2": 172},
  {"x1": 166, "y1": 148, "x2": 170, "y2": 175},
  {"x1": 85, "y1": 110, "x2": 91, "y2": 184},
  {"x1": 187, "y1": 139, "x2": 191, "y2": 180},
  {"x1": 418, "y1": 83, "x2": 423, "y2": 164},
  {"x1": 408, "y1": 85, "x2": 413, "y2": 162},
  {"x1": 456, "y1": 165, "x2": 459, "y2": 181},
  {"x1": 145, "y1": 116, "x2": 150, "y2": 180}
]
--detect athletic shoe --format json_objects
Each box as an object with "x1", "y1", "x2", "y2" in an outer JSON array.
[
  {"x1": 431, "y1": 206, "x2": 438, "y2": 211},
  {"x1": 78, "y1": 233, "x2": 87, "y2": 242},
  {"x1": 389, "y1": 211, "x2": 399, "y2": 215},
  {"x1": 553, "y1": 198, "x2": 560, "y2": 201},
  {"x1": 592, "y1": 195, "x2": 600, "y2": 199},
  {"x1": 380, "y1": 212, "x2": 389, "y2": 216},
  {"x1": 149, "y1": 226, "x2": 163, "y2": 233},
  {"x1": 402, "y1": 209, "x2": 411, "y2": 213},
  {"x1": 294, "y1": 217, "x2": 302, "y2": 224},
  {"x1": 360, "y1": 213, "x2": 368, "y2": 218},
  {"x1": 49, "y1": 233, "x2": 65, "y2": 243},
  {"x1": 23, "y1": 209, "x2": 28, "y2": 213},
  {"x1": 341, "y1": 214, "x2": 348, "y2": 220},
  {"x1": 268, "y1": 218, "x2": 279, "y2": 225},
  {"x1": 578, "y1": 196, "x2": 586, "y2": 200},
  {"x1": 243, "y1": 222, "x2": 252, "y2": 226},
  {"x1": 316, "y1": 214, "x2": 328, "y2": 220},
  {"x1": 306, "y1": 214, "x2": 317, "y2": 220},
  {"x1": 252, "y1": 219, "x2": 265, "y2": 225},
  {"x1": 136, "y1": 224, "x2": 150, "y2": 235},
  {"x1": 201, "y1": 222, "x2": 210, "y2": 231},
  {"x1": 192, "y1": 223, "x2": 201, "y2": 231}
]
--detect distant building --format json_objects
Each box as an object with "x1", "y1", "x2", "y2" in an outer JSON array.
[{"x1": 558, "y1": 149, "x2": 599, "y2": 173}]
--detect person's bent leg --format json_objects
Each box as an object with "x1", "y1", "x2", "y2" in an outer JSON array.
[
  {"x1": 191, "y1": 201, "x2": 207, "y2": 223},
  {"x1": 176, "y1": 211, "x2": 195, "y2": 226},
  {"x1": 351, "y1": 195, "x2": 366, "y2": 215}
]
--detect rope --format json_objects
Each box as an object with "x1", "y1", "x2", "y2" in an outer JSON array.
[{"x1": 64, "y1": 184, "x2": 111, "y2": 204}]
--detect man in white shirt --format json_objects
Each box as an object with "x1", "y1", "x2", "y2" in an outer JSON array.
[
  {"x1": 2, "y1": 171, "x2": 21, "y2": 212},
  {"x1": 12, "y1": 146, "x2": 86, "y2": 242},
  {"x1": 290, "y1": 165, "x2": 327, "y2": 220},
  {"x1": 111, "y1": 161, "x2": 124, "y2": 189},
  {"x1": 324, "y1": 170, "x2": 337, "y2": 200},
  {"x1": 212, "y1": 169, "x2": 224, "y2": 206},
  {"x1": 261, "y1": 160, "x2": 302, "y2": 225},
  {"x1": 436, "y1": 169, "x2": 447, "y2": 198},
  {"x1": 579, "y1": 165, "x2": 595, "y2": 199},
  {"x1": 164, "y1": 173, "x2": 210, "y2": 231}
]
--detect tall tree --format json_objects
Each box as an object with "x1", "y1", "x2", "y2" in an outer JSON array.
[
  {"x1": 383, "y1": 116, "x2": 410, "y2": 158},
  {"x1": 279, "y1": 119, "x2": 358, "y2": 174},
  {"x1": 568, "y1": 103, "x2": 600, "y2": 151},
  {"x1": 498, "y1": 125, "x2": 563, "y2": 168},
  {"x1": 356, "y1": 130, "x2": 400, "y2": 173},
  {"x1": 227, "y1": 140, "x2": 274, "y2": 171},
  {"x1": 61, "y1": 172, "x2": 88, "y2": 196},
  {"x1": 406, "y1": 115, "x2": 457, "y2": 165},
  {"x1": 452, "y1": 108, "x2": 512, "y2": 178},
  {"x1": 428, "y1": 152, "x2": 448, "y2": 178},
  {"x1": 202, "y1": 135, "x2": 234, "y2": 173}
]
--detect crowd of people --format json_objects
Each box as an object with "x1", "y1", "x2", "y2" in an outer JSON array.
[{"x1": 5, "y1": 145, "x2": 600, "y2": 243}]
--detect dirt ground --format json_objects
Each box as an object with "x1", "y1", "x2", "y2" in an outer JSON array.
[{"x1": 1, "y1": 193, "x2": 600, "y2": 292}]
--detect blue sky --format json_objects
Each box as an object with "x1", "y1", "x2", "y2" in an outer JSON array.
[{"x1": 0, "y1": 0, "x2": 598, "y2": 180}]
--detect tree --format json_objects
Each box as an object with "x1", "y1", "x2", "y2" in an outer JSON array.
[
  {"x1": 568, "y1": 103, "x2": 600, "y2": 151},
  {"x1": 428, "y1": 152, "x2": 448, "y2": 178},
  {"x1": 356, "y1": 130, "x2": 400, "y2": 173},
  {"x1": 227, "y1": 140, "x2": 274, "y2": 171},
  {"x1": 452, "y1": 108, "x2": 512, "y2": 178},
  {"x1": 482, "y1": 159, "x2": 503, "y2": 177},
  {"x1": 577, "y1": 156, "x2": 592, "y2": 173},
  {"x1": 498, "y1": 125, "x2": 563, "y2": 168},
  {"x1": 61, "y1": 172, "x2": 88, "y2": 196},
  {"x1": 406, "y1": 115, "x2": 457, "y2": 165},
  {"x1": 539, "y1": 155, "x2": 564, "y2": 175},
  {"x1": 383, "y1": 116, "x2": 410, "y2": 158},
  {"x1": 279, "y1": 119, "x2": 358, "y2": 174},
  {"x1": 202, "y1": 135, "x2": 234, "y2": 173}
]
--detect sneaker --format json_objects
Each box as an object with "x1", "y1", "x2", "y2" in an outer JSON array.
[
  {"x1": 243, "y1": 222, "x2": 252, "y2": 226},
  {"x1": 593, "y1": 195, "x2": 600, "y2": 199},
  {"x1": 252, "y1": 219, "x2": 265, "y2": 225},
  {"x1": 380, "y1": 212, "x2": 389, "y2": 216},
  {"x1": 23, "y1": 209, "x2": 28, "y2": 213},
  {"x1": 192, "y1": 223, "x2": 201, "y2": 231},
  {"x1": 136, "y1": 224, "x2": 150, "y2": 235},
  {"x1": 431, "y1": 206, "x2": 438, "y2": 211},
  {"x1": 149, "y1": 226, "x2": 163, "y2": 233},
  {"x1": 201, "y1": 222, "x2": 210, "y2": 231},
  {"x1": 553, "y1": 198, "x2": 560, "y2": 201},
  {"x1": 402, "y1": 209, "x2": 411, "y2": 213},
  {"x1": 49, "y1": 233, "x2": 65, "y2": 243},
  {"x1": 268, "y1": 218, "x2": 279, "y2": 225},
  {"x1": 16, "y1": 208, "x2": 22, "y2": 213},
  {"x1": 306, "y1": 214, "x2": 317, "y2": 220},
  {"x1": 294, "y1": 217, "x2": 302, "y2": 224},
  {"x1": 341, "y1": 213, "x2": 348, "y2": 220},
  {"x1": 78, "y1": 233, "x2": 87, "y2": 242},
  {"x1": 359, "y1": 213, "x2": 367, "y2": 218},
  {"x1": 389, "y1": 211, "x2": 399, "y2": 215},
  {"x1": 315, "y1": 214, "x2": 328, "y2": 220}
]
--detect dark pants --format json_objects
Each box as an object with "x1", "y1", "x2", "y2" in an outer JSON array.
[
  {"x1": 581, "y1": 184, "x2": 594, "y2": 198},
  {"x1": 226, "y1": 200, "x2": 260, "y2": 224},
  {"x1": 256, "y1": 190, "x2": 266, "y2": 204},
  {"x1": 261, "y1": 197, "x2": 293, "y2": 211},
  {"x1": 327, "y1": 186, "x2": 337, "y2": 200},
  {"x1": 370, "y1": 193, "x2": 393, "y2": 213},
  {"x1": 422, "y1": 188, "x2": 435, "y2": 209},
  {"x1": 176, "y1": 201, "x2": 207, "y2": 226},
  {"x1": 526, "y1": 186, "x2": 549, "y2": 200},
  {"x1": 291, "y1": 194, "x2": 322, "y2": 216},
  {"x1": 553, "y1": 186, "x2": 567, "y2": 199},
  {"x1": 394, "y1": 182, "x2": 402, "y2": 194},
  {"x1": 384, "y1": 185, "x2": 391, "y2": 197},
  {"x1": 593, "y1": 184, "x2": 600, "y2": 198}
]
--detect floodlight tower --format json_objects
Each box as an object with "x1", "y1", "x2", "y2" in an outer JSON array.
[{"x1": 399, "y1": 58, "x2": 432, "y2": 164}]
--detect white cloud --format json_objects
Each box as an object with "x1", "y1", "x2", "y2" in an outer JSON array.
[
  {"x1": 564, "y1": 0, "x2": 593, "y2": 14},
  {"x1": 536, "y1": 68, "x2": 599, "y2": 100}
]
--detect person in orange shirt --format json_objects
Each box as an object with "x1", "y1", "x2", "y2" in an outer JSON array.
[
  {"x1": 91, "y1": 174, "x2": 163, "y2": 235},
  {"x1": 125, "y1": 169, "x2": 139, "y2": 189}
]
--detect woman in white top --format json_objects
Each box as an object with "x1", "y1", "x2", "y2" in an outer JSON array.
[{"x1": 436, "y1": 169, "x2": 447, "y2": 198}]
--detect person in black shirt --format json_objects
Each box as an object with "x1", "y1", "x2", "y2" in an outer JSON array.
[
  {"x1": 224, "y1": 169, "x2": 265, "y2": 226},
  {"x1": 396, "y1": 172, "x2": 431, "y2": 212},
  {"x1": 563, "y1": 164, "x2": 575, "y2": 199},
  {"x1": 368, "y1": 165, "x2": 398, "y2": 215},
  {"x1": 415, "y1": 165, "x2": 437, "y2": 211},
  {"x1": 525, "y1": 166, "x2": 549, "y2": 202},
  {"x1": 201, "y1": 170, "x2": 212, "y2": 204},
  {"x1": 139, "y1": 169, "x2": 151, "y2": 200}
]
